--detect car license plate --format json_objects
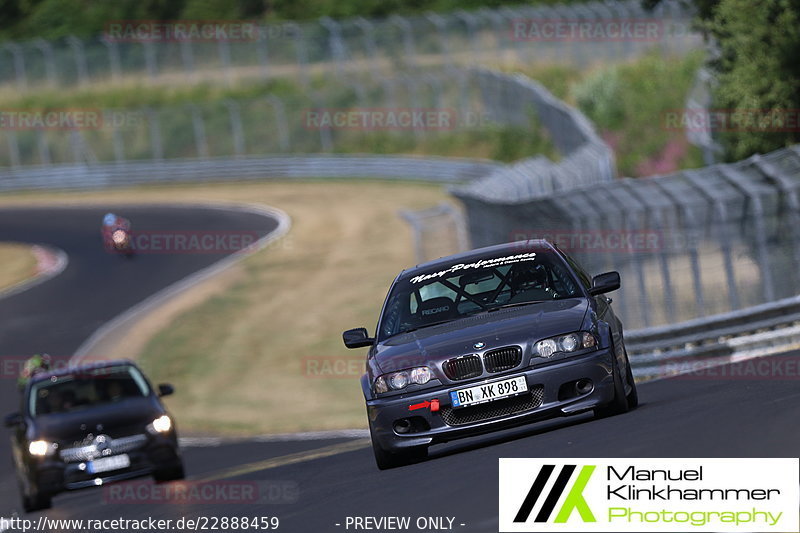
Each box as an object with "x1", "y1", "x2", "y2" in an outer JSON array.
[
  {"x1": 87, "y1": 454, "x2": 130, "y2": 474},
  {"x1": 449, "y1": 375, "x2": 527, "y2": 409}
]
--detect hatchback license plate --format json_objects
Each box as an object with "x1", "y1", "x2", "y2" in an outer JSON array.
[
  {"x1": 87, "y1": 454, "x2": 130, "y2": 474},
  {"x1": 450, "y1": 375, "x2": 527, "y2": 408}
]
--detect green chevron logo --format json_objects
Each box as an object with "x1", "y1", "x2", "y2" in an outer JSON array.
[{"x1": 514, "y1": 464, "x2": 597, "y2": 524}]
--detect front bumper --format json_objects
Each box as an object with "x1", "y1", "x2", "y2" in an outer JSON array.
[
  {"x1": 28, "y1": 434, "x2": 181, "y2": 496},
  {"x1": 367, "y1": 349, "x2": 616, "y2": 453}
]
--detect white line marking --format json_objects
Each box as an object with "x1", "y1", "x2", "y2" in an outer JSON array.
[{"x1": 179, "y1": 429, "x2": 369, "y2": 448}]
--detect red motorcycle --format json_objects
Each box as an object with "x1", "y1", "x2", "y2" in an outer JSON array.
[{"x1": 101, "y1": 213, "x2": 134, "y2": 256}]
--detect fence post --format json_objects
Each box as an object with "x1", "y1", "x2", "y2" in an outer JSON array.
[
  {"x1": 180, "y1": 40, "x2": 196, "y2": 82},
  {"x1": 224, "y1": 100, "x2": 246, "y2": 156},
  {"x1": 142, "y1": 41, "x2": 158, "y2": 80},
  {"x1": 34, "y1": 129, "x2": 51, "y2": 166},
  {"x1": 389, "y1": 15, "x2": 417, "y2": 68},
  {"x1": 6, "y1": 132, "x2": 20, "y2": 168},
  {"x1": 67, "y1": 36, "x2": 89, "y2": 86},
  {"x1": 284, "y1": 22, "x2": 309, "y2": 89},
  {"x1": 320, "y1": 17, "x2": 347, "y2": 80},
  {"x1": 354, "y1": 17, "x2": 379, "y2": 78},
  {"x1": 146, "y1": 108, "x2": 164, "y2": 161},
  {"x1": 4, "y1": 43, "x2": 27, "y2": 90},
  {"x1": 267, "y1": 95, "x2": 290, "y2": 151},
  {"x1": 188, "y1": 104, "x2": 209, "y2": 159},
  {"x1": 33, "y1": 39, "x2": 58, "y2": 87},
  {"x1": 684, "y1": 170, "x2": 740, "y2": 311},
  {"x1": 257, "y1": 24, "x2": 270, "y2": 80},
  {"x1": 97, "y1": 38, "x2": 120, "y2": 83}
]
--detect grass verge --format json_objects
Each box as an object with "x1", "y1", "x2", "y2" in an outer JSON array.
[{"x1": 0, "y1": 243, "x2": 38, "y2": 293}]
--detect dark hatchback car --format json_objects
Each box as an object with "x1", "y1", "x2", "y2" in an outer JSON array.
[
  {"x1": 343, "y1": 240, "x2": 638, "y2": 469},
  {"x1": 4, "y1": 360, "x2": 184, "y2": 512}
]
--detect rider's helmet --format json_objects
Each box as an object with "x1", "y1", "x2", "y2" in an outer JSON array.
[
  {"x1": 18, "y1": 353, "x2": 52, "y2": 389},
  {"x1": 103, "y1": 213, "x2": 117, "y2": 227}
]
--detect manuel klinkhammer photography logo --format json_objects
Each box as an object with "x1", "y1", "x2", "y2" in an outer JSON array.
[{"x1": 499, "y1": 458, "x2": 799, "y2": 532}]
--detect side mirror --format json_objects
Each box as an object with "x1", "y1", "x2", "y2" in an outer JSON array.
[
  {"x1": 157, "y1": 383, "x2": 175, "y2": 397},
  {"x1": 4, "y1": 412, "x2": 22, "y2": 428},
  {"x1": 343, "y1": 328, "x2": 374, "y2": 349},
  {"x1": 589, "y1": 271, "x2": 620, "y2": 295}
]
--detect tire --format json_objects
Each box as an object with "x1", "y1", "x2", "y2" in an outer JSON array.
[
  {"x1": 154, "y1": 462, "x2": 185, "y2": 482},
  {"x1": 624, "y1": 348, "x2": 639, "y2": 409},
  {"x1": 594, "y1": 345, "x2": 633, "y2": 419},
  {"x1": 22, "y1": 490, "x2": 51, "y2": 513},
  {"x1": 369, "y1": 422, "x2": 426, "y2": 470}
]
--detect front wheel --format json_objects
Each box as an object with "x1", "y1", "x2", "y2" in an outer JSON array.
[
  {"x1": 22, "y1": 489, "x2": 51, "y2": 513},
  {"x1": 369, "y1": 422, "x2": 426, "y2": 470},
  {"x1": 595, "y1": 346, "x2": 637, "y2": 418},
  {"x1": 154, "y1": 461, "x2": 185, "y2": 482}
]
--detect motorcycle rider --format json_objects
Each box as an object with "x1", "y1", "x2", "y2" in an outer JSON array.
[{"x1": 101, "y1": 212, "x2": 133, "y2": 253}]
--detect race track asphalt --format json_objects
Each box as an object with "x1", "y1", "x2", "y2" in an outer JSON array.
[{"x1": 1, "y1": 205, "x2": 798, "y2": 533}]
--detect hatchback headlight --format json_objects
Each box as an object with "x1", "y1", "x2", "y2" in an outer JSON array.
[
  {"x1": 147, "y1": 415, "x2": 172, "y2": 434},
  {"x1": 534, "y1": 332, "x2": 597, "y2": 358},
  {"x1": 28, "y1": 440, "x2": 57, "y2": 457},
  {"x1": 374, "y1": 366, "x2": 432, "y2": 394}
]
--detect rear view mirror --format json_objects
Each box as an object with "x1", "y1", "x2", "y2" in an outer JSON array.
[
  {"x1": 343, "y1": 328, "x2": 374, "y2": 349},
  {"x1": 459, "y1": 271, "x2": 493, "y2": 287},
  {"x1": 589, "y1": 271, "x2": 621, "y2": 295},
  {"x1": 157, "y1": 383, "x2": 175, "y2": 397},
  {"x1": 4, "y1": 412, "x2": 22, "y2": 428}
]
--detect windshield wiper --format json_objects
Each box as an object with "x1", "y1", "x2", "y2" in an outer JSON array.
[
  {"x1": 485, "y1": 301, "x2": 548, "y2": 312},
  {"x1": 398, "y1": 319, "x2": 457, "y2": 335}
]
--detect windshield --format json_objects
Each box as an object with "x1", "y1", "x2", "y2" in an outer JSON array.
[
  {"x1": 378, "y1": 250, "x2": 582, "y2": 340},
  {"x1": 29, "y1": 365, "x2": 150, "y2": 416}
]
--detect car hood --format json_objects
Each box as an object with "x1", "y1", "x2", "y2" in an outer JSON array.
[
  {"x1": 32, "y1": 397, "x2": 163, "y2": 443},
  {"x1": 373, "y1": 298, "x2": 589, "y2": 373}
]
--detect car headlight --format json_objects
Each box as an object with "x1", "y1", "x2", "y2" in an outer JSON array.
[
  {"x1": 28, "y1": 440, "x2": 56, "y2": 457},
  {"x1": 374, "y1": 366, "x2": 432, "y2": 394},
  {"x1": 534, "y1": 332, "x2": 597, "y2": 358},
  {"x1": 147, "y1": 415, "x2": 172, "y2": 434}
]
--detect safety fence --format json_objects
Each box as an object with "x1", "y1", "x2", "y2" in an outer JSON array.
[
  {"x1": 452, "y1": 145, "x2": 800, "y2": 331},
  {"x1": 0, "y1": 0, "x2": 697, "y2": 92},
  {"x1": 0, "y1": 67, "x2": 609, "y2": 174}
]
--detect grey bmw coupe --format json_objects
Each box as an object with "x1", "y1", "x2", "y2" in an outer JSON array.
[{"x1": 343, "y1": 240, "x2": 637, "y2": 469}]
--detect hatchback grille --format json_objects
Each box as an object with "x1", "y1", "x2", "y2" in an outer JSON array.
[
  {"x1": 443, "y1": 355, "x2": 483, "y2": 381},
  {"x1": 60, "y1": 434, "x2": 148, "y2": 463},
  {"x1": 483, "y1": 346, "x2": 522, "y2": 373},
  {"x1": 440, "y1": 386, "x2": 544, "y2": 426}
]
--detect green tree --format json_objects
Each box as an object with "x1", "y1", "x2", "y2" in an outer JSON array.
[{"x1": 708, "y1": 0, "x2": 800, "y2": 160}]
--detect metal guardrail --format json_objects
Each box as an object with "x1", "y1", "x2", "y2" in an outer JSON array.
[
  {"x1": 0, "y1": 154, "x2": 500, "y2": 190},
  {"x1": 628, "y1": 294, "x2": 800, "y2": 379}
]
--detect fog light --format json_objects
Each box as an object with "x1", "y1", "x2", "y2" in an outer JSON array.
[
  {"x1": 575, "y1": 379, "x2": 593, "y2": 395},
  {"x1": 393, "y1": 419, "x2": 412, "y2": 434}
]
